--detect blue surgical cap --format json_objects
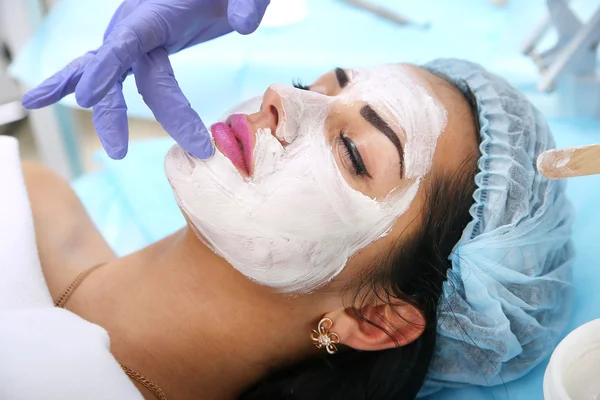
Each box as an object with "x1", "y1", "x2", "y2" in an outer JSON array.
[{"x1": 419, "y1": 59, "x2": 575, "y2": 395}]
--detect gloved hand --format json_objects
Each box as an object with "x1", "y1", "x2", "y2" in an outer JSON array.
[{"x1": 22, "y1": 0, "x2": 270, "y2": 159}]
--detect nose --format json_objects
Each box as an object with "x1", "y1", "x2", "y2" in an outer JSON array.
[
  {"x1": 261, "y1": 87, "x2": 284, "y2": 142},
  {"x1": 246, "y1": 87, "x2": 286, "y2": 145}
]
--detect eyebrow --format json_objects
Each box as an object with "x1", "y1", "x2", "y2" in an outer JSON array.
[
  {"x1": 360, "y1": 105, "x2": 405, "y2": 178},
  {"x1": 335, "y1": 67, "x2": 349, "y2": 88}
]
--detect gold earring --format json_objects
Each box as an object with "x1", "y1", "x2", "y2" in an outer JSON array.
[{"x1": 310, "y1": 317, "x2": 340, "y2": 354}]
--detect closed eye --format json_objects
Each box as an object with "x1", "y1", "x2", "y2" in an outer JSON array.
[
  {"x1": 293, "y1": 75, "x2": 371, "y2": 179},
  {"x1": 338, "y1": 131, "x2": 371, "y2": 178}
]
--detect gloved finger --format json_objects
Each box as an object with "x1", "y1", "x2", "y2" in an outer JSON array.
[
  {"x1": 92, "y1": 80, "x2": 130, "y2": 160},
  {"x1": 102, "y1": 0, "x2": 146, "y2": 40},
  {"x1": 228, "y1": 0, "x2": 271, "y2": 35},
  {"x1": 102, "y1": 1, "x2": 127, "y2": 41},
  {"x1": 132, "y1": 48, "x2": 214, "y2": 159},
  {"x1": 76, "y1": 3, "x2": 169, "y2": 108},
  {"x1": 22, "y1": 52, "x2": 95, "y2": 109}
]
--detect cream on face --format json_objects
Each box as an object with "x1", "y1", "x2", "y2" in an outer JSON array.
[{"x1": 164, "y1": 65, "x2": 447, "y2": 293}]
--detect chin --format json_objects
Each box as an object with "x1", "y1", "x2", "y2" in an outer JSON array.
[{"x1": 164, "y1": 144, "x2": 197, "y2": 178}]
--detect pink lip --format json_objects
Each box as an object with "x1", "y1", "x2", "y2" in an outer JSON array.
[{"x1": 210, "y1": 114, "x2": 254, "y2": 176}]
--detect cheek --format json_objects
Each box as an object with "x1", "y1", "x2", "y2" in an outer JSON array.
[
  {"x1": 326, "y1": 197, "x2": 425, "y2": 292},
  {"x1": 326, "y1": 231, "x2": 398, "y2": 293},
  {"x1": 350, "y1": 236, "x2": 393, "y2": 270}
]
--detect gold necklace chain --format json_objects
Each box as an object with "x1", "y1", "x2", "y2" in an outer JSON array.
[
  {"x1": 54, "y1": 264, "x2": 103, "y2": 308},
  {"x1": 120, "y1": 363, "x2": 169, "y2": 400},
  {"x1": 55, "y1": 265, "x2": 169, "y2": 400}
]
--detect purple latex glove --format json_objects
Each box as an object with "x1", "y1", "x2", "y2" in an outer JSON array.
[{"x1": 22, "y1": 0, "x2": 270, "y2": 159}]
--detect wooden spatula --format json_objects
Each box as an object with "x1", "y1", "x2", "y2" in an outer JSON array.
[{"x1": 537, "y1": 144, "x2": 600, "y2": 179}]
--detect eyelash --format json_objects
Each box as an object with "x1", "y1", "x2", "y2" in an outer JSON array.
[
  {"x1": 338, "y1": 131, "x2": 370, "y2": 178},
  {"x1": 292, "y1": 79, "x2": 311, "y2": 91}
]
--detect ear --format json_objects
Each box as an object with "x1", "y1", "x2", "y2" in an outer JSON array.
[{"x1": 326, "y1": 302, "x2": 425, "y2": 351}]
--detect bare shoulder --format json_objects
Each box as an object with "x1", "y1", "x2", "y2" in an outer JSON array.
[{"x1": 21, "y1": 162, "x2": 117, "y2": 302}]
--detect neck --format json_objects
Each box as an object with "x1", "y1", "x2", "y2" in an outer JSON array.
[{"x1": 72, "y1": 228, "x2": 322, "y2": 400}]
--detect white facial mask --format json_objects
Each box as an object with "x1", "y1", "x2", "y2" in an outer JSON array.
[{"x1": 165, "y1": 64, "x2": 447, "y2": 293}]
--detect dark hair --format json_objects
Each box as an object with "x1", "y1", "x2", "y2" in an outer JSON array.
[{"x1": 240, "y1": 85, "x2": 481, "y2": 400}]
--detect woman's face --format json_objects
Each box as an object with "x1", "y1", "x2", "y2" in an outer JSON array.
[{"x1": 164, "y1": 64, "x2": 478, "y2": 293}]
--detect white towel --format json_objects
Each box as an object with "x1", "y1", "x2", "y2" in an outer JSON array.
[
  {"x1": 0, "y1": 135, "x2": 52, "y2": 311},
  {"x1": 0, "y1": 136, "x2": 143, "y2": 400}
]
